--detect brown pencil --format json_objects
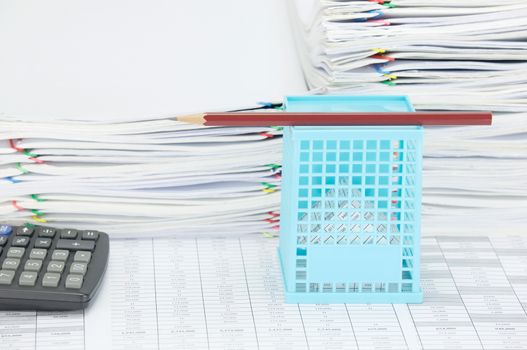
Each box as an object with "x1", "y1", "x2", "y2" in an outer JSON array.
[{"x1": 178, "y1": 112, "x2": 492, "y2": 126}]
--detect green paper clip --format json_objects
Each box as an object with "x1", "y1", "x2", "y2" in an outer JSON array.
[
  {"x1": 261, "y1": 182, "x2": 277, "y2": 189},
  {"x1": 265, "y1": 163, "x2": 282, "y2": 170},
  {"x1": 31, "y1": 209, "x2": 44, "y2": 217},
  {"x1": 23, "y1": 149, "x2": 38, "y2": 158},
  {"x1": 31, "y1": 194, "x2": 45, "y2": 202},
  {"x1": 15, "y1": 163, "x2": 29, "y2": 174}
]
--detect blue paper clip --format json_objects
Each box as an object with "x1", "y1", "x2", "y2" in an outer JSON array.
[
  {"x1": 374, "y1": 64, "x2": 391, "y2": 75},
  {"x1": 4, "y1": 176, "x2": 22, "y2": 184}
]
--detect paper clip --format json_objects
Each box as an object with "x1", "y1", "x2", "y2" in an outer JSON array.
[
  {"x1": 31, "y1": 208, "x2": 47, "y2": 223},
  {"x1": 31, "y1": 194, "x2": 46, "y2": 202},
  {"x1": 381, "y1": 80, "x2": 396, "y2": 86},
  {"x1": 368, "y1": 10, "x2": 383, "y2": 20},
  {"x1": 11, "y1": 201, "x2": 46, "y2": 224},
  {"x1": 260, "y1": 132, "x2": 275, "y2": 139},
  {"x1": 257, "y1": 102, "x2": 275, "y2": 108},
  {"x1": 370, "y1": 19, "x2": 390, "y2": 26},
  {"x1": 11, "y1": 200, "x2": 25, "y2": 211},
  {"x1": 261, "y1": 182, "x2": 277, "y2": 188},
  {"x1": 10, "y1": 139, "x2": 45, "y2": 165},
  {"x1": 266, "y1": 163, "x2": 282, "y2": 170},
  {"x1": 15, "y1": 163, "x2": 30, "y2": 174},
  {"x1": 4, "y1": 176, "x2": 22, "y2": 184},
  {"x1": 8, "y1": 139, "x2": 24, "y2": 152},
  {"x1": 374, "y1": 64, "x2": 391, "y2": 74},
  {"x1": 261, "y1": 182, "x2": 278, "y2": 193},
  {"x1": 371, "y1": 54, "x2": 395, "y2": 62},
  {"x1": 31, "y1": 209, "x2": 44, "y2": 217},
  {"x1": 32, "y1": 215, "x2": 47, "y2": 223},
  {"x1": 23, "y1": 150, "x2": 44, "y2": 164},
  {"x1": 22, "y1": 149, "x2": 37, "y2": 158},
  {"x1": 257, "y1": 102, "x2": 283, "y2": 110},
  {"x1": 383, "y1": 74, "x2": 397, "y2": 80},
  {"x1": 369, "y1": 0, "x2": 395, "y2": 7}
]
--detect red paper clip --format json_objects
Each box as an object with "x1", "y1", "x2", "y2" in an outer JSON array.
[
  {"x1": 8, "y1": 139, "x2": 24, "y2": 152},
  {"x1": 12, "y1": 200, "x2": 25, "y2": 211}
]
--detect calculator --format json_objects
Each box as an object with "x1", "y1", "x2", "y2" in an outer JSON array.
[{"x1": 0, "y1": 224, "x2": 109, "y2": 310}]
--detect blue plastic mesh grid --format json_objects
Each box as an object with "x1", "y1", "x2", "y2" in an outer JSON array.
[
  {"x1": 278, "y1": 97, "x2": 423, "y2": 303},
  {"x1": 279, "y1": 127, "x2": 423, "y2": 303}
]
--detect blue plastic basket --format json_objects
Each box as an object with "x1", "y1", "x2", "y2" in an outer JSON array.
[{"x1": 278, "y1": 95, "x2": 424, "y2": 303}]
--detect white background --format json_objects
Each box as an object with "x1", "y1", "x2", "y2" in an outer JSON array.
[{"x1": 0, "y1": 0, "x2": 306, "y2": 120}]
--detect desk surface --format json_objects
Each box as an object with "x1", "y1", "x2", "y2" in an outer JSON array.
[{"x1": 1, "y1": 235, "x2": 527, "y2": 350}]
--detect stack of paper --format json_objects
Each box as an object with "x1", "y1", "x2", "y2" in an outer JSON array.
[
  {"x1": 0, "y1": 116, "x2": 282, "y2": 236},
  {"x1": 1, "y1": 0, "x2": 525, "y2": 236},
  {"x1": 3, "y1": 111, "x2": 525, "y2": 236},
  {"x1": 291, "y1": 0, "x2": 527, "y2": 105},
  {"x1": 288, "y1": 0, "x2": 527, "y2": 233}
]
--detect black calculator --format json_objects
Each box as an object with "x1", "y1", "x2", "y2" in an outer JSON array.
[{"x1": 0, "y1": 224, "x2": 109, "y2": 310}]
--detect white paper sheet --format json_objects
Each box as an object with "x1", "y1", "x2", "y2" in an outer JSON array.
[{"x1": 2, "y1": 235, "x2": 527, "y2": 350}]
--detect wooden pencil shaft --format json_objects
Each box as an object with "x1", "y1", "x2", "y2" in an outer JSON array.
[{"x1": 201, "y1": 112, "x2": 492, "y2": 126}]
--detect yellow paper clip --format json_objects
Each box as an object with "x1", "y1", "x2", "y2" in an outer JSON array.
[
  {"x1": 32, "y1": 215, "x2": 47, "y2": 223},
  {"x1": 372, "y1": 48, "x2": 387, "y2": 54}
]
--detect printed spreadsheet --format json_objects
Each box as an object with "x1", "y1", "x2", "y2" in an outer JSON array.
[{"x1": 1, "y1": 235, "x2": 527, "y2": 350}]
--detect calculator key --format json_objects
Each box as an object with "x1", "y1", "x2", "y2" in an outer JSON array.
[
  {"x1": 0, "y1": 225, "x2": 13, "y2": 236},
  {"x1": 74, "y1": 251, "x2": 92, "y2": 263},
  {"x1": 19, "y1": 271, "x2": 38, "y2": 287},
  {"x1": 0, "y1": 236, "x2": 7, "y2": 246},
  {"x1": 60, "y1": 229, "x2": 78, "y2": 239},
  {"x1": 47, "y1": 261, "x2": 65, "y2": 273},
  {"x1": 42, "y1": 273, "x2": 61, "y2": 288},
  {"x1": 7, "y1": 247, "x2": 25, "y2": 259},
  {"x1": 81, "y1": 230, "x2": 99, "y2": 241},
  {"x1": 24, "y1": 259, "x2": 43, "y2": 272},
  {"x1": 65, "y1": 274, "x2": 83, "y2": 289},
  {"x1": 37, "y1": 227, "x2": 56, "y2": 238},
  {"x1": 30, "y1": 248, "x2": 48, "y2": 260},
  {"x1": 70, "y1": 262, "x2": 87, "y2": 275},
  {"x1": 51, "y1": 249, "x2": 69, "y2": 261},
  {"x1": 2, "y1": 258, "x2": 20, "y2": 270},
  {"x1": 34, "y1": 238, "x2": 52, "y2": 249},
  {"x1": 16, "y1": 226, "x2": 34, "y2": 236},
  {"x1": 56, "y1": 240, "x2": 95, "y2": 251},
  {"x1": 0, "y1": 270, "x2": 15, "y2": 285},
  {"x1": 11, "y1": 236, "x2": 30, "y2": 247}
]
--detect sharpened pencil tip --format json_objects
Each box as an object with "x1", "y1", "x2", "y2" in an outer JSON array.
[{"x1": 177, "y1": 113, "x2": 206, "y2": 125}]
